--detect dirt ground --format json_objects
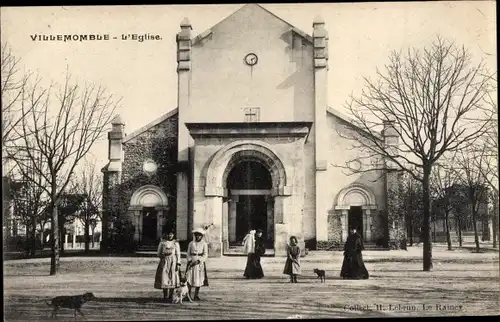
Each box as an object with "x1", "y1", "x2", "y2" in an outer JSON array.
[{"x1": 3, "y1": 246, "x2": 499, "y2": 320}]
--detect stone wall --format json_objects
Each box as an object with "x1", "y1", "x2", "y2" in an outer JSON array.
[
  {"x1": 111, "y1": 114, "x2": 179, "y2": 241},
  {"x1": 386, "y1": 171, "x2": 407, "y2": 249},
  {"x1": 324, "y1": 213, "x2": 342, "y2": 249}
]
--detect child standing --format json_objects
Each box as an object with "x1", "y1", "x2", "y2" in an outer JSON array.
[{"x1": 283, "y1": 236, "x2": 301, "y2": 283}]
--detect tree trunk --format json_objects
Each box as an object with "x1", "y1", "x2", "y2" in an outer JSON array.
[
  {"x1": 50, "y1": 199, "x2": 60, "y2": 276},
  {"x1": 30, "y1": 219, "x2": 37, "y2": 257},
  {"x1": 91, "y1": 225, "x2": 95, "y2": 248},
  {"x1": 59, "y1": 218, "x2": 65, "y2": 255},
  {"x1": 422, "y1": 169, "x2": 433, "y2": 271},
  {"x1": 84, "y1": 216, "x2": 90, "y2": 253},
  {"x1": 457, "y1": 217, "x2": 463, "y2": 247},
  {"x1": 445, "y1": 211, "x2": 452, "y2": 251},
  {"x1": 409, "y1": 218, "x2": 413, "y2": 246},
  {"x1": 492, "y1": 197, "x2": 498, "y2": 248},
  {"x1": 101, "y1": 210, "x2": 108, "y2": 252},
  {"x1": 472, "y1": 206, "x2": 481, "y2": 253}
]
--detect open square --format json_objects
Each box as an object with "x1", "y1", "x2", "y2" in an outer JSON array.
[{"x1": 4, "y1": 246, "x2": 499, "y2": 320}]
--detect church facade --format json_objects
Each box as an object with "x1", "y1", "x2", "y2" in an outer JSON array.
[{"x1": 101, "y1": 4, "x2": 406, "y2": 257}]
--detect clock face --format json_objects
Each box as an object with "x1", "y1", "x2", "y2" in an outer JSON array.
[
  {"x1": 244, "y1": 53, "x2": 258, "y2": 66},
  {"x1": 143, "y1": 159, "x2": 158, "y2": 175}
]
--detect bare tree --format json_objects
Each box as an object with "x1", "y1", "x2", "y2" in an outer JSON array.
[
  {"x1": 430, "y1": 162, "x2": 460, "y2": 250},
  {"x1": 454, "y1": 144, "x2": 492, "y2": 253},
  {"x1": 1, "y1": 43, "x2": 34, "y2": 170},
  {"x1": 334, "y1": 37, "x2": 494, "y2": 271},
  {"x1": 10, "y1": 70, "x2": 119, "y2": 275},
  {"x1": 70, "y1": 157, "x2": 103, "y2": 253}
]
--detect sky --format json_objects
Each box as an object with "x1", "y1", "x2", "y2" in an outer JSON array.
[{"x1": 1, "y1": 1, "x2": 496, "y2": 171}]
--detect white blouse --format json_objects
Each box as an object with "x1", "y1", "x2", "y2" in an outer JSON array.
[
  {"x1": 187, "y1": 240, "x2": 208, "y2": 263},
  {"x1": 157, "y1": 239, "x2": 181, "y2": 262}
]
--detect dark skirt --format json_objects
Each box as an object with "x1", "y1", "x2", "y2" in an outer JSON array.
[
  {"x1": 340, "y1": 252, "x2": 369, "y2": 280},
  {"x1": 244, "y1": 253, "x2": 264, "y2": 279},
  {"x1": 283, "y1": 258, "x2": 301, "y2": 275}
]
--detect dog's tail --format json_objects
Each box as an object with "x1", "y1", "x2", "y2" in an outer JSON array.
[{"x1": 45, "y1": 301, "x2": 52, "y2": 307}]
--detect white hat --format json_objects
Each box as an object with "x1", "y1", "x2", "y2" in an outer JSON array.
[{"x1": 192, "y1": 228, "x2": 205, "y2": 235}]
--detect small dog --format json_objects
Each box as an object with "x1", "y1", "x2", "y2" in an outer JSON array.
[
  {"x1": 172, "y1": 278, "x2": 193, "y2": 304},
  {"x1": 46, "y1": 292, "x2": 96, "y2": 318},
  {"x1": 313, "y1": 268, "x2": 326, "y2": 283}
]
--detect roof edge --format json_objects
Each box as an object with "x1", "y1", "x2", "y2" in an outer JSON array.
[
  {"x1": 191, "y1": 4, "x2": 313, "y2": 46},
  {"x1": 326, "y1": 106, "x2": 383, "y2": 141},
  {"x1": 123, "y1": 108, "x2": 179, "y2": 143}
]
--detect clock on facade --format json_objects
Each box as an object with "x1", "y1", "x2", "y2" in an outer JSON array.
[
  {"x1": 143, "y1": 159, "x2": 158, "y2": 175},
  {"x1": 244, "y1": 53, "x2": 258, "y2": 66}
]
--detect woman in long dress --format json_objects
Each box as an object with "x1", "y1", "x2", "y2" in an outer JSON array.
[
  {"x1": 185, "y1": 228, "x2": 209, "y2": 301},
  {"x1": 340, "y1": 228, "x2": 369, "y2": 279},
  {"x1": 242, "y1": 229, "x2": 265, "y2": 279},
  {"x1": 154, "y1": 231, "x2": 181, "y2": 302},
  {"x1": 283, "y1": 236, "x2": 301, "y2": 283}
]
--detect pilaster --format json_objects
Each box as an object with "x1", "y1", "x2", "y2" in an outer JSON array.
[
  {"x1": 101, "y1": 115, "x2": 125, "y2": 251},
  {"x1": 313, "y1": 16, "x2": 330, "y2": 247},
  {"x1": 176, "y1": 17, "x2": 193, "y2": 242}
]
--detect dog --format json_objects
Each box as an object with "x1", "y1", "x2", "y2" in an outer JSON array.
[
  {"x1": 313, "y1": 268, "x2": 326, "y2": 283},
  {"x1": 46, "y1": 292, "x2": 96, "y2": 318},
  {"x1": 172, "y1": 277, "x2": 193, "y2": 304}
]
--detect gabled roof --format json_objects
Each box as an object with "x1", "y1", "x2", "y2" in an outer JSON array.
[
  {"x1": 326, "y1": 106, "x2": 383, "y2": 141},
  {"x1": 191, "y1": 3, "x2": 313, "y2": 46},
  {"x1": 123, "y1": 108, "x2": 178, "y2": 144}
]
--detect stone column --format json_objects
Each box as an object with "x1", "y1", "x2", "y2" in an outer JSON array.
[
  {"x1": 228, "y1": 198, "x2": 237, "y2": 242},
  {"x1": 72, "y1": 232, "x2": 76, "y2": 248},
  {"x1": 266, "y1": 196, "x2": 274, "y2": 242},
  {"x1": 365, "y1": 209, "x2": 372, "y2": 242},
  {"x1": 134, "y1": 211, "x2": 140, "y2": 243},
  {"x1": 157, "y1": 210, "x2": 163, "y2": 240},
  {"x1": 341, "y1": 209, "x2": 348, "y2": 243},
  {"x1": 139, "y1": 212, "x2": 144, "y2": 243},
  {"x1": 207, "y1": 196, "x2": 223, "y2": 258},
  {"x1": 64, "y1": 234, "x2": 68, "y2": 248},
  {"x1": 222, "y1": 200, "x2": 229, "y2": 252}
]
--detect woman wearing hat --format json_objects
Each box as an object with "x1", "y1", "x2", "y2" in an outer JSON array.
[
  {"x1": 243, "y1": 229, "x2": 265, "y2": 279},
  {"x1": 185, "y1": 228, "x2": 209, "y2": 300},
  {"x1": 154, "y1": 230, "x2": 181, "y2": 302}
]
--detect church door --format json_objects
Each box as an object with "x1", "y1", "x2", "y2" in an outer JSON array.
[
  {"x1": 141, "y1": 207, "x2": 158, "y2": 246},
  {"x1": 348, "y1": 206, "x2": 363, "y2": 238}
]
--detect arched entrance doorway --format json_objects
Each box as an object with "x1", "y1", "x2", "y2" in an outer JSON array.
[
  {"x1": 129, "y1": 185, "x2": 170, "y2": 246},
  {"x1": 226, "y1": 160, "x2": 274, "y2": 248},
  {"x1": 335, "y1": 184, "x2": 377, "y2": 243},
  {"x1": 202, "y1": 141, "x2": 292, "y2": 256}
]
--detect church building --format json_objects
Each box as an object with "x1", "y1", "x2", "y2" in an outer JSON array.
[{"x1": 101, "y1": 4, "x2": 406, "y2": 257}]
